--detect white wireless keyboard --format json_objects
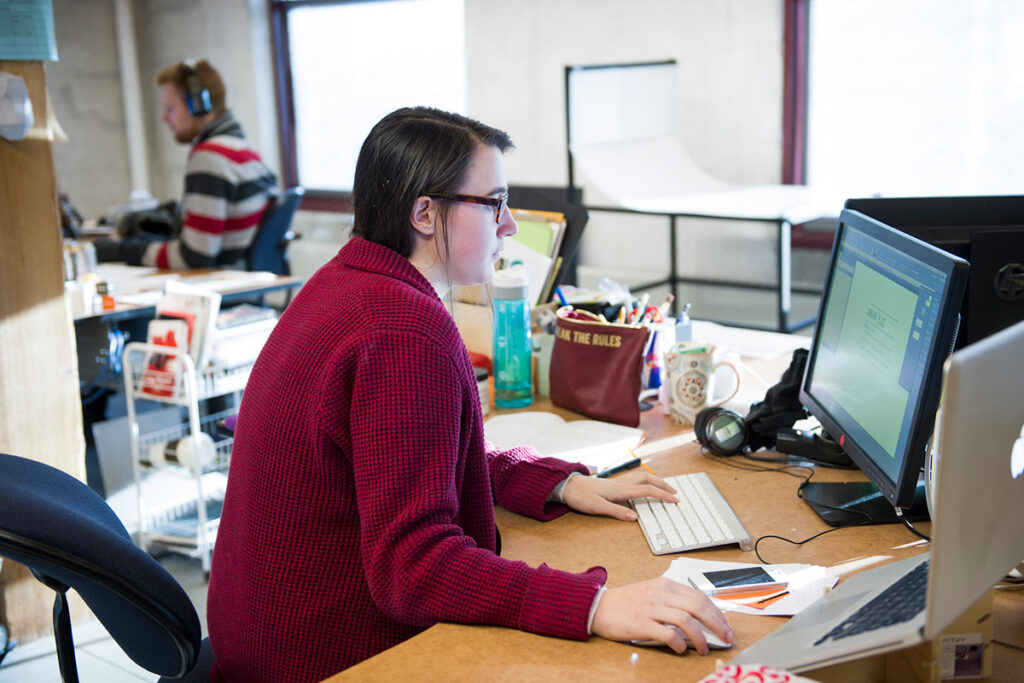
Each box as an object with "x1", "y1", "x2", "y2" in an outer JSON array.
[{"x1": 630, "y1": 472, "x2": 753, "y2": 554}]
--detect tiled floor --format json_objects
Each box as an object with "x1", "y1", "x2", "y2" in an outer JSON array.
[{"x1": 0, "y1": 554, "x2": 208, "y2": 682}]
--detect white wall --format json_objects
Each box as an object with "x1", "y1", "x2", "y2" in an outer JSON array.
[
  {"x1": 47, "y1": 0, "x2": 790, "y2": 290},
  {"x1": 48, "y1": 0, "x2": 130, "y2": 218},
  {"x1": 465, "y1": 0, "x2": 787, "y2": 293},
  {"x1": 467, "y1": 0, "x2": 784, "y2": 187}
]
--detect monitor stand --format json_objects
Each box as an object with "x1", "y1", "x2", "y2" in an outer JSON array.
[
  {"x1": 775, "y1": 427, "x2": 854, "y2": 468},
  {"x1": 801, "y1": 479, "x2": 930, "y2": 527}
]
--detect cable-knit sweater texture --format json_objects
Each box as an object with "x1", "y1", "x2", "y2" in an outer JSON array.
[{"x1": 207, "y1": 237, "x2": 605, "y2": 681}]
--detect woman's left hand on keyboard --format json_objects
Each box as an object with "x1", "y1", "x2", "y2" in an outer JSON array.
[{"x1": 561, "y1": 470, "x2": 679, "y2": 521}]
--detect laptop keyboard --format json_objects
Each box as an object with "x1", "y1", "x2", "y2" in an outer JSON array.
[
  {"x1": 630, "y1": 472, "x2": 753, "y2": 554},
  {"x1": 815, "y1": 559, "x2": 929, "y2": 645}
]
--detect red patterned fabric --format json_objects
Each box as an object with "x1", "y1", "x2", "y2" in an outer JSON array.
[{"x1": 207, "y1": 237, "x2": 604, "y2": 682}]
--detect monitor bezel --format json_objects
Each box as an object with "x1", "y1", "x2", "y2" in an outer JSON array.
[{"x1": 799, "y1": 209, "x2": 969, "y2": 509}]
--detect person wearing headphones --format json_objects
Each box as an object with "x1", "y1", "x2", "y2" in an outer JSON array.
[{"x1": 94, "y1": 58, "x2": 278, "y2": 268}]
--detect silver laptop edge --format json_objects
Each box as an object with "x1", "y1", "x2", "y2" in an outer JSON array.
[
  {"x1": 733, "y1": 319, "x2": 1024, "y2": 673},
  {"x1": 925, "y1": 319, "x2": 1024, "y2": 638}
]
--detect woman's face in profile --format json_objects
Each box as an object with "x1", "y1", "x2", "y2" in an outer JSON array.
[{"x1": 443, "y1": 144, "x2": 518, "y2": 288}]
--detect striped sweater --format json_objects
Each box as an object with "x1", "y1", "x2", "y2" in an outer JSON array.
[{"x1": 131, "y1": 112, "x2": 278, "y2": 269}]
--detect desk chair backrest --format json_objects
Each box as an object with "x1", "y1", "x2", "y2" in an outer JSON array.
[
  {"x1": 0, "y1": 452, "x2": 204, "y2": 681},
  {"x1": 246, "y1": 186, "x2": 305, "y2": 275}
]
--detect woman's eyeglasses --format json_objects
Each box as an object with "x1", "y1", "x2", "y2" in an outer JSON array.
[{"x1": 428, "y1": 192, "x2": 509, "y2": 224}]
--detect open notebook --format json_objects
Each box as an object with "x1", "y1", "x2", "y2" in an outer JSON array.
[{"x1": 483, "y1": 412, "x2": 642, "y2": 473}]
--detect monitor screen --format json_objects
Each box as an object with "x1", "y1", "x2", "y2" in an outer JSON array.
[
  {"x1": 800, "y1": 210, "x2": 968, "y2": 511},
  {"x1": 844, "y1": 195, "x2": 1024, "y2": 348}
]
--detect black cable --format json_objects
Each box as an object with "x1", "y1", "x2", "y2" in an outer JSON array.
[
  {"x1": 699, "y1": 448, "x2": 813, "y2": 480},
  {"x1": 993, "y1": 639, "x2": 1024, "y2": 651},
  {"x1": 895, "y1": 508, "x2": 931, "y2": 542},
  {"x1": 753, "y1": 526, "x2": 857, "y2": 565},
  {"x1": 696, "y1": 445, "x2": 916, "y2": 564}
]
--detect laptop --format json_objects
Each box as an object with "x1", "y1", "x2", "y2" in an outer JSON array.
[{"x1": 733, "y1": 318, "x2": 1024, "y2": 673}]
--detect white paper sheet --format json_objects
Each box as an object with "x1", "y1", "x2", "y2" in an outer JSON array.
[{"x1": 663, "y1": 558, "x2": 838, "y2": 617}]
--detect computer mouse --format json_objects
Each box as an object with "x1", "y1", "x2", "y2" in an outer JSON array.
[{"x1": 630, "y1": 623, "x2": 732, "y2": 649}]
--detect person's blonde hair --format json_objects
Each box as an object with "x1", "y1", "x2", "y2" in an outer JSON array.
[{"x1": 155, "y1": 59, "x2": 227, "y2": 116}]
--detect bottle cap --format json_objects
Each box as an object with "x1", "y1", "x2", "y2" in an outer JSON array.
[{"x1": 493, "y1": 265, "x2": 529, "y2": 300}]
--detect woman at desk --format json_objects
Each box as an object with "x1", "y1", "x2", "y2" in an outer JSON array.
[{"x1": 207, "y1": 107, "x2": 732, "y2": 681}]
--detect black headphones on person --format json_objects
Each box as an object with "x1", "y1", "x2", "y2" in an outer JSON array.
[
  {"x1": 182, "y1": 58, "x2": 212, "y2": 116},
  {"x1": 694, "y1": 406, "x2": 751, "y2": 457}
]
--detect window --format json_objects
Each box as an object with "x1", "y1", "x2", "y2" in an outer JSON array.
[
  {"x1": 798, "y1": 0, "x2": 1024, "y2": 196},
  {"x1": 271, "y1": 0, "x2": 466, "y2": 208}
]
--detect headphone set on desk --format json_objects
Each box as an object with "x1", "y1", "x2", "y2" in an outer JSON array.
[
  {"x1": 693, "y1": 348, "x2": 811, "y2": 458},
  {"x1": 181, "y1": 58, "x2": 212, "y2": 116},
  {"x1": 694, "y1": 407, "x2": 751, "y2": 457}
]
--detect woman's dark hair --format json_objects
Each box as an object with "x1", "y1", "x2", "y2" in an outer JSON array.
[{"x1": 351, "y1": 107, "x2": 514, "y2": 257}]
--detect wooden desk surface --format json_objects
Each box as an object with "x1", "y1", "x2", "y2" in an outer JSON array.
[{"x1": 330, "y1": 377, "x2": 1024, "y2": 681}]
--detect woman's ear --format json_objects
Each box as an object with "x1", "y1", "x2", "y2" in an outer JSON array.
[{"x1": 409, "y1": 196, "x2": 436, "y2": 237}]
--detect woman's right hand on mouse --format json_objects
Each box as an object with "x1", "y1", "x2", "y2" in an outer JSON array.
[{"x1": 590, "y1": 577, "x2": 733, "y2": 655}]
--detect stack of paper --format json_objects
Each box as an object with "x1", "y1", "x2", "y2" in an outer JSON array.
[
  {"x1": 663, "y1": 558, "x2": 838, "y2": 617},
  {"x1": 157, "y1": 281, "x2": 222, "y2": 368}
]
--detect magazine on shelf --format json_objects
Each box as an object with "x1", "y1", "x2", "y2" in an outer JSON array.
[
  {"x1": 140, "y1": 318, "x2": 190, "y2": 398},
  {"x1": 156, "y1": 280, "x2": 222, "y2": 369}
]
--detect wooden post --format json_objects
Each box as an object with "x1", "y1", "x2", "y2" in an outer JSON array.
[{"x1": 0, "y1": 60, "x2": 87, "y2": 642}]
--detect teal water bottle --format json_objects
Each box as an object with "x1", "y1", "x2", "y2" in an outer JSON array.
[{"x1": 493, "y1": 267, "x2": 533, "y2": 408}]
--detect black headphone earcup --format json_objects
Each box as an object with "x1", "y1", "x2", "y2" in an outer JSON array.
[
  {"x1": 694, "y1": 406, "x2": 721, "y2": 450},
  {"x1": 185, "y1": 88, "x2": 212, "y2": 116},
  {"x1": 695, "y1": 407, "x2": 747, "y2": 457}
]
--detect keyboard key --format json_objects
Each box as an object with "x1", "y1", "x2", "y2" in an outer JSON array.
[
  {"x1": 629, "y1": 472, "x2": 752, "y2": 555},
  {"x1": 814, "y1": 560, "x2": 929, "y2": 645}
]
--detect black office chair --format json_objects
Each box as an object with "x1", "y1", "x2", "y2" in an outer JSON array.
[
  {"x1": 246, "y1": 186, "x2": 305, "y2": 276},
  {"x1": 0, "y1": 451, "x2": 211, "y2": 682}
]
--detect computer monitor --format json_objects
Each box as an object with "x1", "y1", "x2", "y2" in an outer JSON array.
[
  {"x1": 844, "y1": 195, "x2": 1024, "y2": 349},
  {"x1": 798, "y1": 209, "x2": 968, "y2": 525}
]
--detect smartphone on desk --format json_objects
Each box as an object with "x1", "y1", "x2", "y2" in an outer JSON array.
[{"x1": 689, "y1": 566, "x2": 787, "y2": 597}]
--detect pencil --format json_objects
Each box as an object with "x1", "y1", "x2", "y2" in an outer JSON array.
[{"x1": 628, "y1": 447, "x2": 657, "y2": 476}]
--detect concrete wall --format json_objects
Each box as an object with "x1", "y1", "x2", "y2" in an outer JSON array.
[{"x1": 49, "y1": 0, "x2": 130, "y2": 218}]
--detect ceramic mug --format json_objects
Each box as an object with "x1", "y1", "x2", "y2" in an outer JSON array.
[{"x1": 664, "y1": 341, "x2": 742, "y2": 426}]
